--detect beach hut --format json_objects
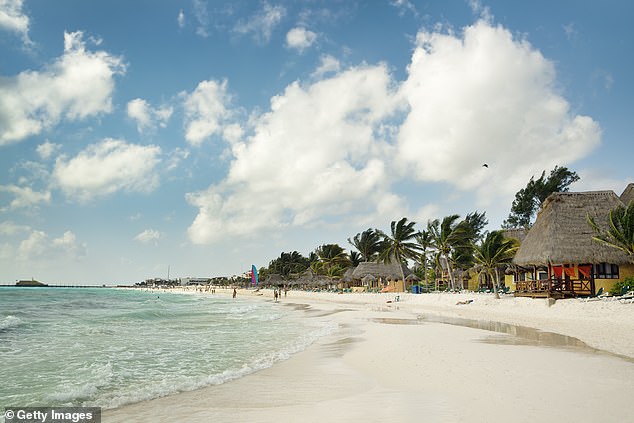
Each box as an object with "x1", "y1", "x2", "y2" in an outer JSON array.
[
  {"x1": 351, "y1": 261, "x2": 413, "y2": 292},
  {"x1": 512, "y1": 190, "x2": 634, "y2": 298}
]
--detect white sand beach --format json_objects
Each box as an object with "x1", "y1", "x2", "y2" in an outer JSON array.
[{"x1": 104, "y1": 289, "x2": 634, "y2": 423}]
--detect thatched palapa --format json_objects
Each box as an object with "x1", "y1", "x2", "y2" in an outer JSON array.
[
  {"x1": 513, "y1": 191, "x2": 633, "y2": 266},
  {"x1": 351, "y1": 261, "x2": 412, "y2": 281},
  {"x1": 503, "y1": 228, "x2": 528, "y2": 244}
]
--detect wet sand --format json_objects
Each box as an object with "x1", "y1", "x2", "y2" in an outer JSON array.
[{"x1": 104, "y1": 291, "x2": 634, "y2": 423}]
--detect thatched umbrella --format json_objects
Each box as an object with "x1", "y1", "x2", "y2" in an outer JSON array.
[
  {"x1": 264, "y1": 273, "x2": 284, "y2": 287},
  {"x1": 361, "y1": 274, "x2": 377, "y2": 285},
  {"x1": 340, "y1": 267, "x2": 355, "y2": 287},
  {"x1": 513, "y1": 191, "x2": 633, "y2": 266},
  {"x1": 405, "y1": 274, "x2": 419, "y2": 282}
]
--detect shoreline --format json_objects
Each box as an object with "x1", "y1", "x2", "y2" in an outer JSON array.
[
  {"x1": 104, "y1": 288, "x2": 634, "y2": 422},
  {"x1": 142, "y1": 286, "x2": 634, "y2": 358}
]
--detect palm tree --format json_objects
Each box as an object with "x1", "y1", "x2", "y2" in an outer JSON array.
[
  {"x1": 588, "y1": 200, "x2": 634, "y2": 256},
  {"x1": 378, "y1": 218, "x2": 422, "y2": 292},
  {"x1": 349, "y1": 251, "x2": 361, "y2": 267},
  {"x1": 348, "y1": 228, "x2": 383, "y2": 262},
  {"x1": 427, "y1": 212, "x2": 486, "y2": 290},
  {"x1": 312, "y1": 244, "x2": 351, "y2": 276},
  {"x1": 427, "y1": 215, "x2": 463, "y2": 290},
  {"x1": 452, "y1": 211, "x2": 488, "y2": 289},
  {"x1": 473, "y1": 231, "x2": 518, "y2": 299},
  {"x1": 268, "y1": 251, "x2": 310, "y2": 277},
  {"x1": 415, "y1": 230, "x2": 433, "y2": 286}
]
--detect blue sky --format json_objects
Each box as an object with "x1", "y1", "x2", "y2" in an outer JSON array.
[{"x1": 1, "y1": 0, "x2": 632, "y2": 285}]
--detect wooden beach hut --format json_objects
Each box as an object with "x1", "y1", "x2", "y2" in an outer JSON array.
[
  {"x1": 512, "y1": 190, "x2": 634, "y2": 298},
  {"x1": 351, "y1": 261, "x2": 413, "y2": 292}
]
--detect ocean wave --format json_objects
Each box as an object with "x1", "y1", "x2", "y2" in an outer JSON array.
[
  {"x1": 46, "y1": 361, "x2": 114, "y2": 404},
  {"x1": 0, "y1": 315, "x2": 22, "y2": 331},
  {"x1": 46, "y1": 383, "x2": 99, "y2": 404},
  {"x1": 96, "y1": 321, "x2": 339, "y2": 410}
]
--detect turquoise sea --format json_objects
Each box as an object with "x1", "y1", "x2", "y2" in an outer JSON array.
[{"x1": 0, "y1": 288, "x2": 334, "y2": 412}]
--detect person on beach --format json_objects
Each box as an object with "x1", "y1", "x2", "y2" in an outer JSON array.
[
  {"x1": 232, "y1": 288, "x2": 237, "y2": 299},
  {"x1": 274, "y1": 289, "x2": 278, "y2": 302}
]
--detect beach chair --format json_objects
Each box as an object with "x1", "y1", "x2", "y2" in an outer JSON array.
[
  {"x1": 582, "y1": 287, "x2": 608, "y2": 302},
  {"x1": 618, "y1": 290, "x2": 634, "y2": 304}
]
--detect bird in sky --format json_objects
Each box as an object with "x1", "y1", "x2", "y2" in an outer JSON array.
[{"x1": 482, "y1": 163, "x2": 489, "y2": 168}]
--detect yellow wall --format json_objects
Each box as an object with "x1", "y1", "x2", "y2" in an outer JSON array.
[
  {"x1": 393, "y1": 280, "x2": 404, "y2": 292},
  {"x1": 505, "y1": 274, "x2": 516, "y2": 291},
  {"x1": 595, "y1": 263, "x2": 634, "y2": 293}
]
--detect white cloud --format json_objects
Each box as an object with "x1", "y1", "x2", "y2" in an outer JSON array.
[
  {"x1": 166, "y1": 148, "x2": 190, "y2": 171},
  {"x1": 467, "y1": 0, "x2": 493, "y2": 22},
  {"x1": 234, "y1": 2, "x2": 286, "y2": 43},
  {"x1": 312, "y1": 55, "x2": 341, "y2": 79},
  {"x1": 0, "y1": 31, "x2": 125, "y2": 145},
  {"x1": 193, "y1": 0, "x2": 209, "y2": 37},
  {"x1": 563, "y1": 22, "x2": 577, "y2": 41},
  {"x1": 127, "y1": 98, "x2": 173, "y2": 133},
  {"x1": 182, "y1": 79, "x2": 232, "y2": 146},
  {"x1": 187, "y1": 64, "x2": 402, "y2": 244},
  {"x1": 286, "y1": 27, "x2": 316, "y2": 52},
  {"x1": 36, "y1": 141, "x2": 62, "y2": 160},
  {"x1": 390, "y1": 0, "x2": 418, "y2": 17},
  {"x1": 17, "y1": 229, "x2": 85, "y2": 261},
  {"x1": 0, "y1": 0, "x2": 31, "y2": 43},
  {"x1": 0, "y1": 221, "x2": 31, "y2": 235},
  {"x1": 185, "y1": 20, "x2": 603, "y2": 244},
  {"x1": 134, "y1": 229, "x2": 162, "y2": 244},
  {"x1": 53, "y1": 138, "x2": 161, "y2": 201},
  {"x1": 177, "y1": 9, "x2": 185, "y2": 28},
  {"x1": 396, "y1": 20, "x2": 600, "y2": 203},
  {"x1": 0, "y1": 184, "x2": 51, "y2": 211}
]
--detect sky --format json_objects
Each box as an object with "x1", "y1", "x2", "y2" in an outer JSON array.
[{"x1": 0, "y1": 0, "x2": 632, "y2": 285}]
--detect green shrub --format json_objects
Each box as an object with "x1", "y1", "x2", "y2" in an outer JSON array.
[{"x1": 609, "y1": 277, "x2": 634, "y2": 296}]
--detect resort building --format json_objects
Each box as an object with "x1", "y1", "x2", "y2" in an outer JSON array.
[
  {"x1": 350, "y1": 261, "x2": 416, "y2": 292},
  {"x1": 510, "y1": 185, "x2": 634, "y2": 298}
]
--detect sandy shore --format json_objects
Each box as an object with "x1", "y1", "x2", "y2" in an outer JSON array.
[{"x1": 104, "y1": 289, "x2": 634, "y2": 422}]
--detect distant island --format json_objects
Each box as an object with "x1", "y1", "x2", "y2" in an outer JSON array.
[{"x1": 16, "y1": 280, "x2": 48, "y2": 287}]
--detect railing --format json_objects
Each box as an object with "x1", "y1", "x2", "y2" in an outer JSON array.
[{"x1": 515, "y1": 278, "x2": 593, "y2": 297}]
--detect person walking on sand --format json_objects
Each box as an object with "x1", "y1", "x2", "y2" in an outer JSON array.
[
  {"x1": 232, "y1": 288, "x2": 237, "y2": 299},
  {"x1": 274, "y1": 289, "x2": 278, "y2": 302}
]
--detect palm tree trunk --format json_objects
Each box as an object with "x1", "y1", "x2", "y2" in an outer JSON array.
[
  {"x1": 492, "y1": 268, "x2": 500, "y2": 299},
  {"x1": 445, "y1": 254, "x2": 456, "y2": 290}
]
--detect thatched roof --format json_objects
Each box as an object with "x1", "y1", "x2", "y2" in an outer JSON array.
[
  {"x1": 503, "y1": 228, "x2": 528, "y2": 244},
  {"x1": 264, "y1": 274, "x2": 284, "y2": 285},
  {"x1": 341, "y1": 267, "x2": 355, "y2": 283},
  {"x1": 351, "y1": 261, "x2": 412, "y2": 281},
  {"x1": 513, "y1": 191, "x2": 633, "y2": 266},
  {"x1": 620, "y1": 183, "x2": 634, "y2": 206},
  {"x1": 361, "y1": 274, "x2": 377, "y2": 284}
]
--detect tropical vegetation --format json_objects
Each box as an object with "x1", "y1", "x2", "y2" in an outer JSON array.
[
  {"x1": 472, "y1": 231, "x2": 519, "y2": 299},
  {"x1": 503, "y1": 166, "x2": 579, "y2": 228},
  {"x1": 588, "y1": 200, "x2": 634, "y2": 256}
]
